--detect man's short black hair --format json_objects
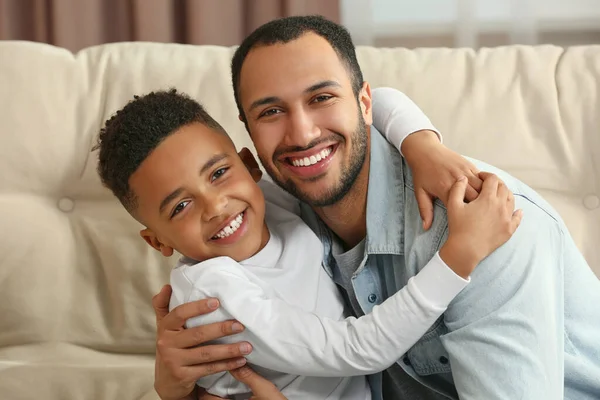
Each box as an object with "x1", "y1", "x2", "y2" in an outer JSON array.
[
  {"x1": 94, "y1": 89, "x2": 227, "y2": 213},
  {"x1": 231, "y1": 15, "x2": 364, "y2": 121}
]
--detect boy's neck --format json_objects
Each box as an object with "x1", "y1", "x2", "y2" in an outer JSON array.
[{"x1": 314, "y1": 144, "x2": 370, "y2": 250}]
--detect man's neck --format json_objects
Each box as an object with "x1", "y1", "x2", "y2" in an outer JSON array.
[{"x1": 314, "y1": 139, "x2": 371, "y2": 250}]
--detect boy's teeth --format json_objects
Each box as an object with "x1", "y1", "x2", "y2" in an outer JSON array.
[
  {"x1": 213, "y1": 213, "x2": 244, "y2": 239},
  {"x1": 291, "y1": 147, "x2": 332, "y2": 167}
]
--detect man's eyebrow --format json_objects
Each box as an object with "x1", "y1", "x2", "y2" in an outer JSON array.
[
  {"x1": 158, "y1": 153, "x2": 229, "y2": 214},
  {"x1": 248, "y1": 96, "x2": 280, "y2": 113},
  {"x1": 304, "y1": 80, "x2": 341, "y2": 94},
  {"x1": 247, "y1": 81, "x2": 341, "y2": 113}
]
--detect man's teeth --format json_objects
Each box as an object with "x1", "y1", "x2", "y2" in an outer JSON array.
[
  {"x1": 213, "y1": 213, "x2": 244, "y2": 239},
  {"x1": 291, "y1": 147, "x2": 332, "y2": 167}
]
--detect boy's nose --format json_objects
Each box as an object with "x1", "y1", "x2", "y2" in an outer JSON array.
[{"x1": 201, "y1": 192, "x2": 228, "y2": 222}]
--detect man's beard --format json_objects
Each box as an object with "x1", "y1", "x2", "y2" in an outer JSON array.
[{"x1": 260, "y1": 114, "x2": 368, "y2": 208}]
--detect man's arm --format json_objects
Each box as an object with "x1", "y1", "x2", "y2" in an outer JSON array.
[
  {"x1": 151, "y1": 285, "x2": 251, "y2": 400},
  {"x1": 440, "y1": 194, "x2": 564, "y2": 399}
]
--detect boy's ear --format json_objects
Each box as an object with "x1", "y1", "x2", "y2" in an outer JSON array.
[
  {"x1": 140, "y1": 228, "x2": 174, "y2": 257},
  {"x1": 238, "y1": 147, "x2": 262, "y2": 182}
]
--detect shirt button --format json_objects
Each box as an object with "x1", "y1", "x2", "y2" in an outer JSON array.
[
  {"x1": 439, "y1": 356, "x2": 449, "y2": 364},
  {"x1": 57, "y1": 197, "x2": 75, "y2": 212},
  {"x1": 403, "y1": 356, "x2": 411, "y2": 366},
  {"x1": 367, "y1": 293, "x2": 377, "y2": 303},
  {"x1": 583, "y1": 194, "x2": 600, "y2": 210}
]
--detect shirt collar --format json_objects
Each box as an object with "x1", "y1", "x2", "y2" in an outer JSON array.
[{"x1": 364, "y1": 126, "x2": 406, "y2": 255}]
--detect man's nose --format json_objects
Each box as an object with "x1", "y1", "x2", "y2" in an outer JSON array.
[{"x1": 286, "y1": 108, "x2": 320, "y2": 148}]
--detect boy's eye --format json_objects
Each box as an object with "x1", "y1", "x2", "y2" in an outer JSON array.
[
  {"x1": 170, "y1": 201, "x2": 189, "y2": 218},
  {"x1": 211, "y1": 167, "x2": 229, "y2": 182}
]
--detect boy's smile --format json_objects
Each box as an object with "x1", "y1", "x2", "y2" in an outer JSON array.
[{"x1": 128, "y1": 122, "x2": 269, "y2": 263}]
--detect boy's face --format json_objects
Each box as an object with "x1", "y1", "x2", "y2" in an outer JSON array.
[{"x1": 129, "y1": 123, "x2": 269, "y2": 263}]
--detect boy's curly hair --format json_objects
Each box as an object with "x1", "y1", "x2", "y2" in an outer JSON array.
[{"x1": 94, "y1": 89, "x2": 226, "y2": 213}]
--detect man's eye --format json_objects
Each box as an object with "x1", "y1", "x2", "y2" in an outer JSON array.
[
  {"x1": 259, "y1": 108, "x2": 281, "y2": 118},
  {"x1": 313, "y1": 95, "x2": 332, "y2": 103},
  {"x1": 171, "y1": 201, "x2": 190, "y2": 218},
  {"x1": 211, "y1": 167, "x2": 228, "y2": 182}
]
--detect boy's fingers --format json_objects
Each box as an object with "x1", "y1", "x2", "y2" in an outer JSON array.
[
  {"x1": 479, "y1": 173, "x2": 499, "y2": 197},
  {"x1": 415, "y1": 188, "x2": 434, "y2": 231},
  {"x1": 464, "y1": 184, "x2": 479, "y2": 202},
  {"x1": 230, "y1": 366, "x2": 286, "y2": 399},
  {"x1": 447, "y1": 176, "x2": 468, "y2": 208},
  {"x1": 511, "y1": 209, "x2": 524, "y2": 232}
]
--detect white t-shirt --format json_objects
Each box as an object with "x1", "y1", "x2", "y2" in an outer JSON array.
[{"x1": 168, "y1": 88, "x2": 465, "y2": 399}]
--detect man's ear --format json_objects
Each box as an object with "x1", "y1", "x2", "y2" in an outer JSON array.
[
  {"x1": 358, "y1": 82, "x2": 373, "y2": 126},
  {"x1": 238, "y1": 147, "x2": 263, "y2": 182},
  {"x1": 140, "y1": 228, "x2": 174, "y2": 257}
]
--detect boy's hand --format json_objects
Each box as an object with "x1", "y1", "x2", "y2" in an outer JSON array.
[
  {"x1": 439, "y1": 173, "x2": 523, "y2": 279},
  {"x1": 152, "y1": 285, "x2": 251, "y2": 400},
  {"x1": 402, "y1": 131, "x2": 483, "y2": 230},
  {"x1": 198, "y1": 367, "x2": 287, "y2": 400}
]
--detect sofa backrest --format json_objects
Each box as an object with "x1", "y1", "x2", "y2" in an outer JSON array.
[{"x1": 1, "y1": 41, "x2": 598, "y2": 356}]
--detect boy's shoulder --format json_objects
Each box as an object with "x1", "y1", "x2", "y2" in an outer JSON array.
[{"x1": 258, "y1": 177, "x2": 302, "y2": 217}]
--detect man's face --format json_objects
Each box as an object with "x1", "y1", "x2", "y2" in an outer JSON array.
[
  {"x1": 238, "y1": 32, "x2": 373, "y2": 207},
  {"x1": 129, "y1": 123, "x2": 268, "y2": 263}
]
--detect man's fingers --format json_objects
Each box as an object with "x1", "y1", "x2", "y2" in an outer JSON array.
[
  {"x1": 171, "y1": 341, "x2": 253, "y2": 366},
  {"x1": 152, "y1": 285, "x2": 172, "y2": 323},
  {"x1": 415, "y1": 188, "x2": 434, "y2": 231},
  {"x1": 161, "y1": 298, "x2": 221, "y2": 331},
  {"x1": 230, "y1": 366, "x2": 287, "y2": 399},
  {"x1": 447, "y1": 176, "x2": 468, "y2": 208},
  {"x1": 172, "y1": 320, "x2": 247, "y2": 349}
]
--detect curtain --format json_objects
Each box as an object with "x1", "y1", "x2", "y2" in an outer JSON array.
[{"x1": 0, "y1": 0, "x2": 340, "y2": 52}]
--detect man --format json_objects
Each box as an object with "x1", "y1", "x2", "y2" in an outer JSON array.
[{"x1": 153, "y1": 16, "x2": 600, "y2": 400}]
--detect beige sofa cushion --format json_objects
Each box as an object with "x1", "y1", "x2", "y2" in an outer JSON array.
[{"x1": 0, "y1": 41, "x2": 598, "y2": 399}]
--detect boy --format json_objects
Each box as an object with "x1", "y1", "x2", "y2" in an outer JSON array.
[{"x1": 95, "y1": 89, "x2": 520, "y2": 399}]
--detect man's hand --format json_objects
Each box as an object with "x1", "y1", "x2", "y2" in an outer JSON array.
[
  {"x1": 401, "y1": 130, "x2": 483, "y2": 230},
  {"x1": 198, "y1": 366, "x2": 287, "y2": 400},
  {"x1": 153, "y1": 285, "x2": 253, "y2": 400},
  {"x1": 439, "y1": 172, "x2": 523, "y2": 278}
]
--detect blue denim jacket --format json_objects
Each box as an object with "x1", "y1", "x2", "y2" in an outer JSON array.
[{"x1": 301, "y1": 127, "x2": 600, "y2": 400}]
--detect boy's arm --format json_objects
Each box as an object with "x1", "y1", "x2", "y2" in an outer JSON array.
[
  {"x1": 371, "y1": 87, "x2": 483, "y2": 229},
  {"x1": 182, "y1": 255, "x2": 468, "y2": 382},
  {"x1": 439, "y1": 196, "x2": 564, "y2": 400}
]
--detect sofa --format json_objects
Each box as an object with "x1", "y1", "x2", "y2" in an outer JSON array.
[{"x1": 0, "y1": 40, "x2": 598, "y2": 400}]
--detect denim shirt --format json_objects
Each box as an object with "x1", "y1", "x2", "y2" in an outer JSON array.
[{"x1": 300, "y1": 128, "x2": 600, "y2": 400}]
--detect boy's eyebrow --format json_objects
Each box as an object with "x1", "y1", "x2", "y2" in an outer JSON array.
[
  {"x1": 158, "y1": 153, "x2": 229, "y2": 215},
  {"x1": 200, "y1": 153, "x2": 229, "y2": 175},
  {"x1": 159, "y1": 188, "x2": 184, "y2": 215},
  {"x1": 248, "y1": 80, "x2": 341, "y2": 113}
]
